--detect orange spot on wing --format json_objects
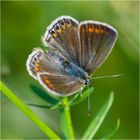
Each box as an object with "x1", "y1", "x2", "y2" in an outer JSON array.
[
  {"x1": 62, "y1": 25, "x2": 65, "y2": 29},
  {"x1": 36, "y1": 59, "x2": 40, "y2": 63},
  {"x1": 44, "y1": 79, "x2": 54, "y2": 89},
  {"x1": 95, "y1": 28, "x2": 104, "y2": 34},
  {"x1": 95, "y1": 29, "x2": 99, "y2": 33},
  {"x1": 67, "y1": 23, "x2": 71, "y2": 28},
  {"x1": 45, "y1": 79, "x2": 50, "y2": 84},
  {"x1": 53, "y1": 33, "x2": 57, "y2": 37},
  {"x1": 88, "y1": 28, "x2": 94, "y2": 32},
  {"x1": 99, "y1": 29, "x2": 104, "y2": 33},
  {"x1": 35, "y1": 63, "x2": 40, "y2": 67},
  {"x1": 57, "y1": 29, "x2": 62, "y2": 33},
  {"x1": 34, "y1": 67, "x2": 40, "y2": 71}
]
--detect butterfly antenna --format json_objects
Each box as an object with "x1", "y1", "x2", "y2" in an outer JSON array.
[
  {"x1": 91, "y1": 73, "x2": 123, "y2": 80},
  {"x1": 88, "y1": 94, "x2": 91, "y2": 116}
]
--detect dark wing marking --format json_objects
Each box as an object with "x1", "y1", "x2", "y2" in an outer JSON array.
[
  {"x1": 37, "y1": 72, "x2": 83, "y2": 96},
  {"x1": 79, "y1": 21, "x2": 118, "y2": 74},
  {"x1": 42, "y1": 16, "x2": 81, "y2": 65}
]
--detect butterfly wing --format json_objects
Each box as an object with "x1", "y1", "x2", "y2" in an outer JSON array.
[
  {"x1": 26, "y1": 48, "x2": 64, "y2": 79},
  {"x1": 37, "y1": 72, "x2": 83, "y2": 96},
  {"x1": 42, "y1": 16, "x2": 81, "y2": 66},
  {"x1": 79, "y1": 21, "x2": 118, "y2": 74},
  {"x1": 26, "y1": 48, "x2": 83, "y2": 96}
]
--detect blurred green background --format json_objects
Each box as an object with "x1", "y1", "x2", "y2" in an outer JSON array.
[{"x1": 1, "y1": 1, "x2": 139, "y2": 139}]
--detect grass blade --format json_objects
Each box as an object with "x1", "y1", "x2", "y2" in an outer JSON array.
[
  {"x1": 101, "y1": 118, "x2": 120, "y2": 139},
  {"x1": 82, "y1": 92, "x2": 114, "y2": 139},
  {"x1": 0, "y1": 81, "x2": 61, "y2": 140}
]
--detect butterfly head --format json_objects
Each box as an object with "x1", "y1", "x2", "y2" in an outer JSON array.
[{"x1": 85, "y1": 78, "x2": 91, "y2": 86}]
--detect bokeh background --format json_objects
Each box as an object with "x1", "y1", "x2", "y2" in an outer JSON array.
[{"x1": 1, "y1": 1, "x2": 139, "y2": 139}]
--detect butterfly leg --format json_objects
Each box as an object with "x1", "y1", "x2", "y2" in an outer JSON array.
[{"x1": 80, "y1": 87, "x2": 83, "y2": 97}]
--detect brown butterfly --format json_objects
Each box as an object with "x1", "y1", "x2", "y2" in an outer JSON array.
[{"x1": 26, "y1": 16, "x2": 118, "y2": 96}]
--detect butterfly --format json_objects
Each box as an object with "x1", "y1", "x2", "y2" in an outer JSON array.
[{"x1": 26, "y1": 16, "x2": 118, "y2": 97}]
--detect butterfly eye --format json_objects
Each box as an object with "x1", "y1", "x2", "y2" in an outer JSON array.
[{"x1": 85, "y1": 79, "x2": 91, "y2": 85}]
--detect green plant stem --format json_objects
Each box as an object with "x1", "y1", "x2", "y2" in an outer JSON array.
[
  {"x1": 0, "y1": 81, "x2": 61, "y2": 140},
  {"x1": 60, "y1": 97, "x2": 75, "y2": 139}
]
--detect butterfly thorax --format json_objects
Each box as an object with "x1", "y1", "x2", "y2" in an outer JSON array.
[{"x1": 61, "y1": 60, "x2": 89, "y2": 84}]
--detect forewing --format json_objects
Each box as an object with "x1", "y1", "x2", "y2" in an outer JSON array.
[
  {"x1": 79, "y1": 21, "x2": 118, "y2": 74},
  {"x1": 42, "y1": 16, "x2": 81, "y2": 65},
  {"x1": 26, "y1": 48, "x2": 67, "y2": 79},
  {"x1": 37, "y1": 72, "x2": 83, "y2": 96}
]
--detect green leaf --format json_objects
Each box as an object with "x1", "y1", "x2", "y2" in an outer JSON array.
[
  {"x1": 70, "y1": 87, "x2": 94, "y2": 106},
  {"x1": 0, "y1": 81, "x2": 61, "y2": 140},
  {"x1": 82, "y1": 92, "x2": 114, "y2": 139},
  {"x1": 28, "y1": 101, "x2": 62, "y2": 110},
  {"x1": 101, "y1": 118, "x2": 120, "y2": 139},
  {"x1": 30, "y1": 85, "x2": 59, "y2": 105},
  {"x1": 60, "y1": 98, "x2": 75, "y2": 139}
]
